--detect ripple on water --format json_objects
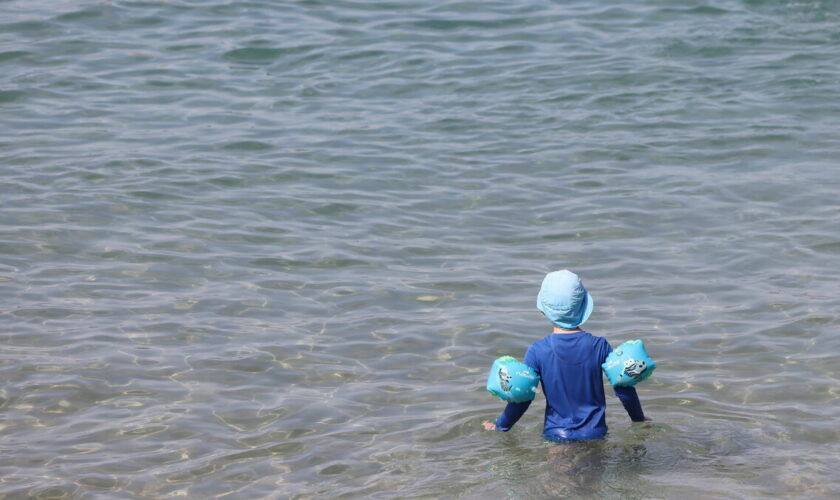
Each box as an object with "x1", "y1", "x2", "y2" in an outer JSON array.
[{"x1": 2, "y1": 0, "x2": 840, "y2": 498}]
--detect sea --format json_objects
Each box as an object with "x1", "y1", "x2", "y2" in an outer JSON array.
[{"x1": 2, "y1": 0, "x2": 839, "y2": 498}]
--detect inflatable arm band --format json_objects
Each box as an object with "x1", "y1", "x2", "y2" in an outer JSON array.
[
  {"x1": 486, "y1": 356, "x2": 540, "y2": 403},
  {"x1": 601, "y1": 340, "x2": 656, "y2": 387}
]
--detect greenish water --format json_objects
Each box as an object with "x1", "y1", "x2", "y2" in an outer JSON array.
[{"x1": 2, "y1": 0, "x2": 840, "y2": 498}]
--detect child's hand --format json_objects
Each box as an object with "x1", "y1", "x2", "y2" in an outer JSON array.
[{"x1": 482, "y1": 421, "x2": 496, "y2": 431}]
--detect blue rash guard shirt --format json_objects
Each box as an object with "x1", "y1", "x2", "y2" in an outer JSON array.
[{"x1": 494, "y1": 331, "x2": 645, "y2": 442}]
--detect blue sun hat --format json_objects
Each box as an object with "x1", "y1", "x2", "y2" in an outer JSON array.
[{"x1": 536, "y1": 270, "x2": 594, "y2": 329}]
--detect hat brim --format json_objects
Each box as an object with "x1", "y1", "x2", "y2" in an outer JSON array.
[
  {"x1": 538, "y1": 291, "x2": 594, "y2": 329},
  {"x1": 578, "y1": 291, "x2": 594, "y2": 327}
]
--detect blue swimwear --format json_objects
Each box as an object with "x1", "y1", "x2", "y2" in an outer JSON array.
[{"x1": 495, "y1": 331, "x2": 645, "y2": 441}]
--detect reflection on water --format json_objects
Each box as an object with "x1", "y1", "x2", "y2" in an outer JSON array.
[
  {"x1": 544, "y1": 440, "x2": 618, "y2": 497},
  {"x1": 3, "y1": 0, "x2": 840, "y2": 497},
  {"x1": 481, "y1": 420, "x2": 748, "y2": 499}
]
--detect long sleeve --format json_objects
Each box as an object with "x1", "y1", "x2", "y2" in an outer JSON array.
[
  {"x1": 494, "y1": 344, "x2": 539, "y2": 431},
  {"x1": 602, "y1": 340, "x2": 645, "y2": 422},
  {"x1": 613, "y1": 385, "x2": 645, "y2": 422},
  {"x1": 495, "y1": 401, "x2": 531, "y2": 431}
]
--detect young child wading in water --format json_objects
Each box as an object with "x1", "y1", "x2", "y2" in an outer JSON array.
[{"x1": 483, "y1": 270, "x2": 646, "y2": 441}]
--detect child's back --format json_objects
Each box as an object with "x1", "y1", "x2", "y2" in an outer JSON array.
[
  {"x1": 485, "y1": 270, "x2": 645, "y2": 441},
  {"x1": 527, "y1": 331, "x2": 613, "y2": 440}
]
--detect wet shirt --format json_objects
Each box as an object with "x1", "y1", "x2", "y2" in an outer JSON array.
[{"x1": 494, "y1": 331, "x2": 644, "y2": 441}]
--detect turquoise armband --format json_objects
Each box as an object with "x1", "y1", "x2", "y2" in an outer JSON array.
[
  {"x1": 602, "y1": 340, "x2": 656, "y2": 387},
  {"x1": 486, "y1": 356, "x2": 540, "y2": 403}
]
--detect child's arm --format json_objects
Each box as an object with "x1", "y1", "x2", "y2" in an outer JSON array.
[
  {"x1": 601, "y1": 339, "x2": 646, "y2": 422},
  {"x1": 613, "y1": 385, "x2": 645, "y2": 422},
  {"x1": 484, "y1": 345, "x2": 538, "y2": 431},
  {"x1": 493, "y1": 400, "x2": 532, "y2": 431}
]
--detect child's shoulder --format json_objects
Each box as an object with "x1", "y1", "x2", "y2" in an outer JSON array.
[
  {"x1": 529, "y1": 334, "x2": 554, "y2": 347},
  {"x1": 525, "y1": 335, "x2": 552, "y2": 356},
  {"x1": 584, "y1": 330, "x2": 609, "y2": 341},
  {"x1": 584, "y1": 331, "x2": 612, "y2": 346},
  {"x1": 529, "y1": 331, "x2": 609, "y2": 347}
]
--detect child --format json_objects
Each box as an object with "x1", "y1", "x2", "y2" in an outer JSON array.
[{"x1": 482, "y1": 270, "x2": 645, "y2": 442}]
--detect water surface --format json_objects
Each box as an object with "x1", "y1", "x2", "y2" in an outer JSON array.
[{"x1": 2, "y1": 0, "x2": 840, "y2": 498}]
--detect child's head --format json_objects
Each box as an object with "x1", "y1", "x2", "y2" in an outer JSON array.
[{"x1": 537, "y1": 270, "x2": 594, "y2": 329}]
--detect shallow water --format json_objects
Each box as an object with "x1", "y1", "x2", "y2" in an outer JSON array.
[{"x1": 2, "y1": 0, "x2": 840, "y2": 498}]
